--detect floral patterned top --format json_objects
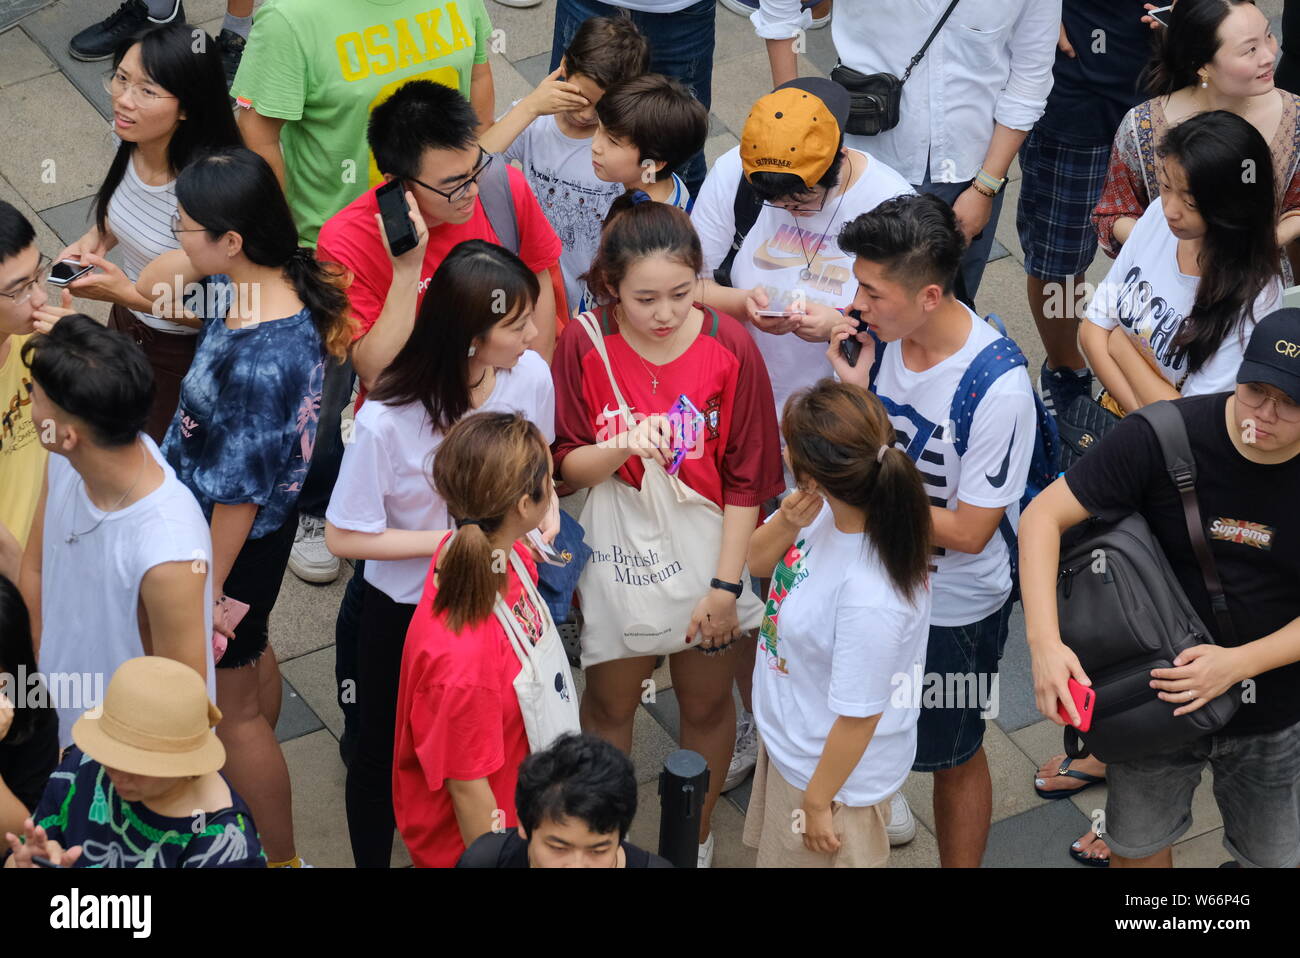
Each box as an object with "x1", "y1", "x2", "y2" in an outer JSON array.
[
  {"x1": 1093, "y1": 90, "x2": 1300, "y2": 265},
  {"x1": 161, "y1": 274, "x2": 325, "y2": 540}
]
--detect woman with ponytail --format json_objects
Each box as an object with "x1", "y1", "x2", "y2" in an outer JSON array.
[
  {"x1": 1094, "y1": 0, "x2": 1300, "y2": 263},
  {"x1": 324, "y1": 240, "x2": 555, "y2": 867},
  {"x1": 392, "y1": 412, "x2": 555, "y2": 868},
  {"x1": 744, "y1": 379, "x2": 932, "y2": 868},
  {"x1": 135, "y1": 146, "x2": 354, "y2": 869}
]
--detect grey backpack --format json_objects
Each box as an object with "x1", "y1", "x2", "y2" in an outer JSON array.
[
  {"x1": 478, "y1": 154, "x2": 519, "y2": 255},
  {"x1": 1056, "y1": 401, "x2": 1240, "y2": 764}
]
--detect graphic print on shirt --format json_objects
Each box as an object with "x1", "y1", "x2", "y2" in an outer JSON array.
[
  {"x1": 0, "y1": 372, "x2": 35, "y2": 456},
  {"x1": 1112, "y1": 264, "x2": 1189, "y2": 382},
  {"x1": 1209, "y1": 517, "x2": 1275, "y2": 550},
  {"x1": 750, "y1": 222, "x2": 853, "y2": 296},
  {"x1": 759, "y1": 538, "x2": 810, "y2": 675},
  {"x1": 877, "y1": 395, "x2": 951, "y2": 562},
  {"x1": 525, "y1": 159, "x2": 622, "y2": 250}
]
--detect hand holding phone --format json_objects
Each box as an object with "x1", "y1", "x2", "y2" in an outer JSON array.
[
  {"x1": 666, "y1": 394, "x2": 705, "y2": 476},
  {"x1": 1057, "y1": 677, "x2": 1096, "y2": 732},
  {"x1": 1145, "y1": 3, "x2": 1174, "y2": 28},
  {"x1": 375, "y1": 179, "x2": 422, "y2": 259},
  {"x1": 47, "y1": 259, "x2": 94, "y2": 287},
  {"x1": 526, "y1": 528, "x2": 569, "y2": 567},
  {"x1": 213, "y1": 596, "x2": 250, "y2": 665}
]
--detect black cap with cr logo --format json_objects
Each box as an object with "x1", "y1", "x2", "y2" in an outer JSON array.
[{"x1": 1238, "y1": 308, "x2": 1300, "y2": 403}]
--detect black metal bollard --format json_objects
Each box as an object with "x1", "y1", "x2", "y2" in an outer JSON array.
[{"x1": 658, "y1": 749, "x2": 709, "y2": 868}]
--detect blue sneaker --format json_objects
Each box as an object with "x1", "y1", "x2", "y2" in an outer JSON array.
[{"x1": 1038, "y1": 361, "x2": 1093, "y2": 419}]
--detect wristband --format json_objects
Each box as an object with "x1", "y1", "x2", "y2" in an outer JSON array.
[
  {"x1": 709, "y1": 577, "x2": 744, "y2": 597},
  {"x1": 973, "y1": 168, "x2": 1008, "y2": 196}
]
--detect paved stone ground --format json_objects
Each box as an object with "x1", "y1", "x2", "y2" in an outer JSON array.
[{"x1": 4, "y1": 0, "x2": 1283, "y2": 867}]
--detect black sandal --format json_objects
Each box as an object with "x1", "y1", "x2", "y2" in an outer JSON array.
[{"x1": 1034, "y1": 756, "x2": 1105, "y2": 800}]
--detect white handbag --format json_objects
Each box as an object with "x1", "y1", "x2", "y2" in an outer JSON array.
[
  {"x1": 493, "y1": 547, "x2": 582, "y2": 753},
  {"x1": 573, "y1": 312, "x2": 762, "y2": 668}
]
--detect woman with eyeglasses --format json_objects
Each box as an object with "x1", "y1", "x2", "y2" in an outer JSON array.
[
  {"x1": 135, "y1": 146, "x2": 354, "y2": 869},
  {"x1": 54, "y1": 21, "x2": 241, "y2": 444}
]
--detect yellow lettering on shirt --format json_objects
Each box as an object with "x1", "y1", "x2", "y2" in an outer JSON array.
[
  {"x1": 415, "y1": 10, "x2": 453, "y2": 58},
  {"x1": 365, "y1": 70, "x2": 460, "y2": 186},
  {"x1": 363, "y1": 25, "x2": 397, "y2": 76},
  {"x1": 445, "y1": 2, "x2": 472, "y2": 52},
  {"x1": 393, "y1": 18, "x2": 423, "y2": 69},
  {"x1": 336, "y1": 32, "x2": 369, "y2": 81}
]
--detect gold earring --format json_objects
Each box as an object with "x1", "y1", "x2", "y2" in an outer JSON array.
[{"x1": 1200, "y1": 73, "x2": 1209, "y2": 88}]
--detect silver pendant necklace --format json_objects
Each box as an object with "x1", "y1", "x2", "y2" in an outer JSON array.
[
  {"x1": 792, "y1": 155, "x2": 853, "y2": 284},
  {"x1": 65, "y1": 443, "x2": 149, "y2": 544}
]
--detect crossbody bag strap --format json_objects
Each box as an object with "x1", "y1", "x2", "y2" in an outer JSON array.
[
  {"x1": 578, "y1": 310, "x2": 635, "y2": 425},
  {"x1": 1132, "y1": 401, "x2": 1239, "y2": 645},
  {"x1": 901, "y1": 0, "x2": 963, "y2": 83}
]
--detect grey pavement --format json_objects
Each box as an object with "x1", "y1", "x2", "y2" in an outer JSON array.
[{"x1": 4, "y1": 0, "x2": 1274, "y2": 867}]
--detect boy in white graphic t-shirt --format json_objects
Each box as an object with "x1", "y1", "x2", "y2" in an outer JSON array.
[{"x1": 829, "y1": 194, "x2": 1037, "y2": 868}]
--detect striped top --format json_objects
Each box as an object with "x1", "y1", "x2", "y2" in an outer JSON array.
[{"x1": 106, "y1": 154, "x2": 192, "y2": 335}]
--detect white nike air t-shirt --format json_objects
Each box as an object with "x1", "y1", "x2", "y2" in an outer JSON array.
[
  {"x1": 693, "y1": 145, "x2": 913, "y2": 417},
  {"x1": 871, "y1": 306, "x2": 1037, "y2": 627}
]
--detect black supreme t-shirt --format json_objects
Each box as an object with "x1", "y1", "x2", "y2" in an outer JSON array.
[{"x1": 1065, "y1": 394, "x2": 1300, "y2": 736}]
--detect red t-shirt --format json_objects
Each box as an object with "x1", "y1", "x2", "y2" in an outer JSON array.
[
  {"x1": 552, "y1": 305, "x2": 784, "y2": 509},
  {"x1": 392, "y1": 538, "x2": 538, "y2": 868},
  {"x1": 316, "y1": 167, "x2": 562, "y2": 404}
]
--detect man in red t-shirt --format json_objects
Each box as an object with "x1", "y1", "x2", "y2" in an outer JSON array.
[{"x1": 317, "y1": 80, "x2": 562, "y2": 395}]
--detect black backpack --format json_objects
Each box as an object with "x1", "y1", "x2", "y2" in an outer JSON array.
[{"x1": 1055, "y1": 401, "x2": 1240, "y2": 764}]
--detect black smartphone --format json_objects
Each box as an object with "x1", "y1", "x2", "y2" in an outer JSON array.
[
  {"x1": 33, "y1": 855, "x2": 65, "y2": 868},
  {"x1": 376, "y1": 179, "x2": 419, "y2": 257},
  {"x1": 47, "y1": 259, "x2": 94, "y2": 287},
  {"x1": 839, "y1": 310, "x2": 868, "y2": 367},
  {"x1": 1147, "y1": 4, "x2": 1173, "y2": 28}
]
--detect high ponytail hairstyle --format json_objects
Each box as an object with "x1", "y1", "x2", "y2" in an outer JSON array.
[
  {"x1": 782, "y1": 380, "x2": 931, "y2": 603},
  {"x1": 1141, "y1": 0, "x2": 1257, "y2": 96},
  {"x1": 582, "y1": 197, "x2": 703, "y2": 307},
  {"x1": 1157, "y1": 110, "x2": 1278, "y2": 376},
  {"x1": 431, "y1": 412, "x2": 552, "y2": 632},
  {"x1": 174, "y1": 147, "x2": 356, "y2": 359}
]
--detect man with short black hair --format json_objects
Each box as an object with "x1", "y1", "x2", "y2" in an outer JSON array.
[
  {"x1": 832, "y1": 193, "x2": 1037, "y2": 867},
  {"x1": 18, "y1": 315, "x2": 213, "y2": 748},
  {"x1": 1022, "y1": 309, "x2": 1300, "y2": 869},
  {"x1": 457, "y1": 733, "x2": 671, "y2": 867}
]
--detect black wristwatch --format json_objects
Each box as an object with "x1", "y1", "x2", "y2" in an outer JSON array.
[{"x1": 710, "y1": 577, "x2": 744, "y2": 597}]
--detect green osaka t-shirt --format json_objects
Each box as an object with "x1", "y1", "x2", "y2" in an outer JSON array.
[{"x1": 231, "y1": 0, "x2": 492, "y2": 246}]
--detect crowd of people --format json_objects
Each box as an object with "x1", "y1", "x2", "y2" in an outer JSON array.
[{"x1": 1, "y1": 0, "x2": 1299, "y2": 871}]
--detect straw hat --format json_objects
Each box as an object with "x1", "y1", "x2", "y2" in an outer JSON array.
[{"x1": 71, "y1": 657, "x2": 225, "y2": 778}]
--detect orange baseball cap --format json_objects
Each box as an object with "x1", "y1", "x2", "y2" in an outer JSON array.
[{"x1": 741, "y1": 77, "x2": 850, "y2": 189}]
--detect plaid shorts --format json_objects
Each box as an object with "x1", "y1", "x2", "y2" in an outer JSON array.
[{"x1": 1016, "y1": 128, "x2": 1112, "y2": 280}]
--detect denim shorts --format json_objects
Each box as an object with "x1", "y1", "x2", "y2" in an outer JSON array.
[
  {"x1": 1103, "y1": 718, "x2": 1300, "y2": 867},
  {"x1": 912, "y1": 597, "x2": 1014, "y2": 772}
]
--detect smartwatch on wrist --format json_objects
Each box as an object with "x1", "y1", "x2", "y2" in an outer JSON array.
[{"x1": 709, "y1": 577, "x2": 744, "y2": 597}]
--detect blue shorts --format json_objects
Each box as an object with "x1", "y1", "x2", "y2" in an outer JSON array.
[
  {"x1": 912, "y1": 597, "x2": 1014, "y2": 772},
  {"x1": 1016, "y1": 128, "x2": 1112, "y2": 280}
]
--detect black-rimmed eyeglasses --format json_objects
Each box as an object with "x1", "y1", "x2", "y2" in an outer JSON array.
[{"x1": 405, "y1": 149, "x2": 494, "y2": 205}]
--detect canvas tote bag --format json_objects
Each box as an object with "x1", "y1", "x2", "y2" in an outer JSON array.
[
  {"x1": 574, "y1": 312, "x2": 761, "y2": 668},
  {"x1": 493, "y1": 547, "x2": 581, "y2": 752}
]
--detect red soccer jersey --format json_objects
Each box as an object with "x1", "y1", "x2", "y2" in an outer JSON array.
[
  {"x1": 392, "y1": 538, "x2": 537, "y2": 868},
  {"x1": 552, "y1": 305, "x2": 784, "y2": 509}
]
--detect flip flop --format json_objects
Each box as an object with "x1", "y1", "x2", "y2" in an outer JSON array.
[
  {"x1": 1069, "y1": 837, "x2": 1110, "y2": 867},
  {"x1": 1033, "y1": 757, "x2": 1105, "y2": 800}
]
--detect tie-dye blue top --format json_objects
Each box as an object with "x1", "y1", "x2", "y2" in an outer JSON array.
[{"x1": 161, "y1": 275, "x2": 326, "y2": 540}]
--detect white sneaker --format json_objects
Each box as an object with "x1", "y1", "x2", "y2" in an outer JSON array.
[
  {"x1": 288, "y1": 514, "x2": 339, "y2": 584},
  {"x1": 723, "y1": 716, "x2": 758, "y2": 792},
  {"x1": 886, "y1": 791, "x2": 916, "y2": 846},
  {"x1": 697, "y1": 832, "x2": 714, "y2": 868}
]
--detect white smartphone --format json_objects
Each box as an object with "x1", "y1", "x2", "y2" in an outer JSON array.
[
  {"x1": 1148, "y1": 4, "x2": 1174, "y2": 28},
  {"x1": 754, "y1": 309, "x2": 794, "y2": 317}
]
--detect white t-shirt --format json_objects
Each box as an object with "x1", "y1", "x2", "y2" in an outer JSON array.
[
  {"x1": 38, "y1": 435, "x2": 215, "y2": 747},
  {"x1": 503, "y1": 111, "x2": 627, "y2": 313},
  {"x1": 692, "y1": 146, "x2": 913, "y2": 417},
  {"x1": 1086, "y1": 197, "x2": 1283, "y2": 397},
  {"x1": 106, "y1": 156, "x2": 191, "y2": 335},
  {"x1": 870, "y1": 305, "x2": 1036, "y2": 626},
  {"x1": 752, "y1": 503, "x2": 932, "y2": 807},
  {"x1": 327, "y1": 351, "x2": 555, "y2": 605}
]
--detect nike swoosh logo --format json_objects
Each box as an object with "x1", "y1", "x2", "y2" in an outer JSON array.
[
  {"x1": 986, "y1": 422, "x2": 1015, "y2": 489},
  {"x1": 752, "y1": 237, "x2": 850, "y2": 271}
]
